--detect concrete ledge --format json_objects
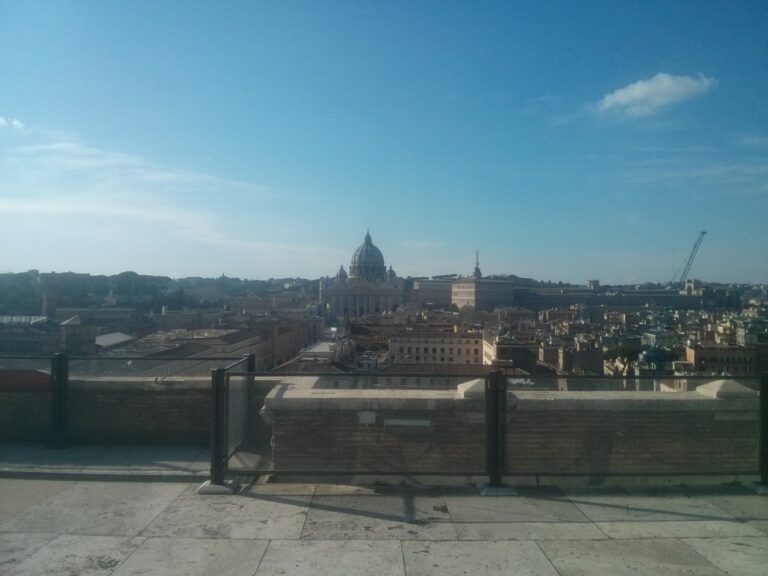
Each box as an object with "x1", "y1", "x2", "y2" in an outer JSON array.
[
  {"x1": 509, "y1": 390, "x2": 758, "y2": 412},
  {"x1": 0, "y1": 469, "x2": 208, "y2": 483}
]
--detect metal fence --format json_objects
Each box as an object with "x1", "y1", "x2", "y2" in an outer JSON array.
[
  {"x1": 2, "y1": 354, "x2": 766, "y2": 488},
  {"x1": 205, "y1": 369, "x2": 768, "y2": 489}
]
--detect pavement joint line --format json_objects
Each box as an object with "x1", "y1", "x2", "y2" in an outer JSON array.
[
  {"x1": 297, "y1": 484, "x2": 316, "y2": 539},
  {"x1": 399, "y1": 539, "x2": 407, "y2": 576},
  {"x1": 104, "y1": 535, "x2": 147, "y2": 576},
  {"x1": 533, "y1": 539, "x2": 565, "y2": 576},
  {"x1": 251, "y1": 539, "x2": 272, "y2": 576},
  {"x1": 673, "y1": 536, "x2": 730, "y2": 575},
  {"x1": 136, "y1": 482, "x2": 192, "y2": 539},
  {"x1": 439, "y1": 492, "x2": 461, "y2": 540}
]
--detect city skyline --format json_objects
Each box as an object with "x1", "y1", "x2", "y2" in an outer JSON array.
[{"x1": 1, "y1": 2, "x2": 767, "y2": 284}]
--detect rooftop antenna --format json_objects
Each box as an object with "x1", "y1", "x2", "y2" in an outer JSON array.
[{"x1": 473, "y1": 249, "x2": 482, "y2": 279}]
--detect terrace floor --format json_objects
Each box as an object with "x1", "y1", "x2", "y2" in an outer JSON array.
[{"x1": 2, "y1": 445, "x2": 768, "y2": 575}]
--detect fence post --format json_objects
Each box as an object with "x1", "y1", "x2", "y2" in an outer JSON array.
[
  {"x1": 50, "y1": 352, "x2": 68, "y2": 448},
  {"x1": 484, "y1": 369, "x2": 502, "y2": 487},
  {"x1": 210, "y1": 368, "x2": 227, "y2": 486},
  {"x1": 761, "y1": 373, "x2": 768, "y2": 486},
  {"x1": 495, "y1": 369, "x2": 508, "y2": 483}
]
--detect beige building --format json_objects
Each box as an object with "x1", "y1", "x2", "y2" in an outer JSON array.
[
  {"x1": 452, "y1": 278, "x2": 516, "y2": 311},
  {"x1": 451, "y1": 253, "x2": 516, "y2": 311},
  {"x1": 389, "y1": 333, "x2": 483, "y2": 365},
  {"x1": 319, "y1": 232, "x2": 403, "y2": 318},
  {"x1": 684, "y1": 344, "x2": 759, "y2": 376}
]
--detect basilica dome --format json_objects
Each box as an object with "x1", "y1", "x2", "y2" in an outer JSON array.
[{"x1": 349, "y1": 231, "x2": 387, "y2": 281}]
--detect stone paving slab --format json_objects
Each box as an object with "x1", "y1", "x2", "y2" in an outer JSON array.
[
  {"x1": 538, "y1": 538, "x2": 727, "y2": 575},
  {"x1": 8, "y1": 535, "x2": 145, "y2": 576},
  {"x1": 402, "y1": 540, "x2": 559, "y2": 576},
  {"x1": 564, "y1": 486, "x2": 734, "y2": 523},
  {"x1": 1, "y1": 481, "x2": 186, "y2": 536},
  {"x1": 0, "y1": 533, "x2": 57, "y2": 575},
  {"x1": 444, "y1": 487, "x2": 590, "y2": 523},
  {"x1": 301, "y1": 494, "x2": 457, "y2": 540},
  {"x1": 748, "y1": 520, "x2": 768, "y2": 535},
  {"x1": 454, "y1": 521, "x2": 607, "y2": 541},
  {"x1": 111, "y1": 537, "x2": 269, "y2": 576},
  {"x1": 143, "y1": 486, "x2": 311, "y2": 539},
  {"x1": 596, "y1": 520, "x2": 765, "y2": 539},
  {"x1": 0, "y1": 479, "x2": 74, "y2": 520},
  {"x1": 255, "y1": 540, "x2": 405, "y2": 576},
  {"x1": 688, "y1": 485, "x2": 768, "y2": 521},
  {"x1": 682, "y1": 536, "x2": 768, "y2": 576}
]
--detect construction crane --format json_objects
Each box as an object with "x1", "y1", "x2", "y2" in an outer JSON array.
[{"x1": 675, "y1": 230, "x2": 707, "y2": 289}]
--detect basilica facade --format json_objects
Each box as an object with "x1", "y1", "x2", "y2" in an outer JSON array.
[{"x1": 319, "y1": 232, "x2": 403, "y2": 317}]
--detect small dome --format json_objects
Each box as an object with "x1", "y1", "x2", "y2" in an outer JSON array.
[
  {"x1": 336, "y1": 265, "x2": 348, "y2": 280},
  {"x1": 349, "y1": 231, "x2": 386, "y2": 281}
]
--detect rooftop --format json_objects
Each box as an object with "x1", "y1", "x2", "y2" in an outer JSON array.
[{"x1": 1, "y1": 446, "x2": 768, "y2": 576}]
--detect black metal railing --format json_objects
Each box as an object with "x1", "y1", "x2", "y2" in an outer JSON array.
[
  {"x1": 1, "y1": 355, "x2": 765, "y2": 488},
  {"x1": 204, "y1": 370, "x2": 767, "y2": 489}
]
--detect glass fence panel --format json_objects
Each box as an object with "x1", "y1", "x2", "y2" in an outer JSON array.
[
  {"x1": 504, "y1": 375, "x2": 760, "y2": 477},
  {"x1": 224, "y1": 372, "x2": 487, "y2": 476},
  {"x1": 226, "y1": 373, "x2": 248, "y2": 458},
  {"x1": 0, "y1": 356, "x2": 52, "y2": 374},
  {"x1": 68, "y1": 356, "x2": 242, "y2": 379}
]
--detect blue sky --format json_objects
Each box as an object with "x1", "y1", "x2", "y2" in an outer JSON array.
[{"x1": 1, "y1": 1, "x2": 766, "y2": 283}]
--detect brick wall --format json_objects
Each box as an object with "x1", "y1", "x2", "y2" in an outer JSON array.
[
  {"x1": 506, "y1": 409, "x2": 758, "y2": 475},
  {"x1": 265, "y1": 385, "x2": 760, "y2": 477},
  {"x1": 0, "y1": 390, "x2": 51, "y2": 441},
  {"x1": 66, "y1": 379, "x2": 211, "y2": 444},
  {"x1": 0, "y1": 370, "x2": 51, "y2": 441},
  {"x1": 0, "y1": 376, "x2": 210, "y2": 445},
  {"x1": 269, "y1": 408, "x2": 484, "y2": 473}
]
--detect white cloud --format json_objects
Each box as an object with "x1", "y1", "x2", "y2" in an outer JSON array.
[
  {"x1": 596, "y1": 73, "x2": 714, "y2": 117},
  {"x1": 0, "y1": 116, "x2": 26, "y2": 129}
]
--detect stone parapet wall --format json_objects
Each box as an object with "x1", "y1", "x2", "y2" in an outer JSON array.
[
  {"x1": 0, "y1": 376, "x2": 210, "y2": 444},
  {"x1": 0, "y1": 389, "x2": 51, "y2": 441},
  {"x1": 264, "y1": 381, "x2": 760, "y2": 476},
  {"x1": 507, "y1": 391, "x2": 758, "y2": 475},
  {"x1": 66, "y1": 378, "x2": 210, "y2": 444}
]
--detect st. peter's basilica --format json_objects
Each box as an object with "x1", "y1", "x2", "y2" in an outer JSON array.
[{"x1": 319, "y1": 231, "x2": 402, "y2": 317}]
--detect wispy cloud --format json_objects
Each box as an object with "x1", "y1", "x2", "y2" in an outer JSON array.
[
  {"x1": 0, "y1": 115, "x2": 25, "y2": 130},
  {"x1": 595, "y1": 73, "x2": 714, "y2": 117},
  {"x1": 5, "y1": 140, "x2": 273, "y2": 197},
  {"x1": 0, "y1": 119, "x2": 343, "y2": 277}
]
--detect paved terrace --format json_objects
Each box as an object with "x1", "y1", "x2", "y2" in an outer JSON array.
[{"x1": 3, "y1": 472, "x2": 768, "y2": 575}]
